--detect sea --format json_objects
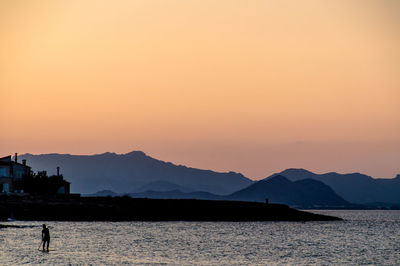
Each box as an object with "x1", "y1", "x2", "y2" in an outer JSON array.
[{"x1": 0, "y1": 210, "x2": 399, "y2": 265}]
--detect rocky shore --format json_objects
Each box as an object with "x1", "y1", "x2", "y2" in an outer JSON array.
[{"x1": 0, "y1": 195, "x2": 342, "y2": 222}]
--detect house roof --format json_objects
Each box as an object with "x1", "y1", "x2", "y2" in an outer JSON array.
[
  {"x1": 0, "y1": 155, "x2": 31, "y2": 168},
  {"x1": 0, "y1": 156, "x2": 12, "y2": 163},
  {"x1": 0, "y1": 156, "x2": 12, "y2": 166}
]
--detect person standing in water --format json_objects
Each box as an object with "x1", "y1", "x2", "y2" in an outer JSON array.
[{"x1": 41, "y1": 224, "x2": 50, "y2": 252}]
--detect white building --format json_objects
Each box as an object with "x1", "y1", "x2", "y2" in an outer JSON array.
[{"x1": 0, "y1": 154, "x2": 31, "y2": 193}]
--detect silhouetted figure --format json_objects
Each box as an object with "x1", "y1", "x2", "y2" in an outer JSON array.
[{"x1": 42, "y1": 224, "x2": 50, "y2": 252}]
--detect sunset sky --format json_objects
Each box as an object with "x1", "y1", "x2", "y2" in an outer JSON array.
[{"x1": 1, "y1": 0, "x2": 399, "y2": 179}]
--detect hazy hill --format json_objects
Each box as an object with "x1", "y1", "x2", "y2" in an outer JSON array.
[
  {"x1": 84, "y1": 188, "x2": 224, "y2": 200},
  {"x1": 20, "y1": 151, "x2": 253, "y2": 195},
  {"x1": 228, "y1": 175, "x2": 350, "y2": 208},
  {"x1": 86, "y1": 176, "x2": 350, "y2": 208},
  {"x1": 128, "y1": 189, "x2": 224, "y2": 200},
  {"x1": 272, "y1": 169, "x2": 400, "y2": 204},
  {"x1": 134, "y1": 180, "x2": 193, "y2": 193},
  {"x1": 81, "y1": 172, "x2": 352, "y2": 209},
  {"x1": 86, "y1": 190, "x2": 120, "y2": 197}
]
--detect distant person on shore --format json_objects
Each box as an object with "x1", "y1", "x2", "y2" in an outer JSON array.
[{"x1": 41, "y1": 224, "x2": 50, "y2": 252}]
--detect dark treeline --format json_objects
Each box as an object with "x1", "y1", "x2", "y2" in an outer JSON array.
[{"x1": 13, "y1": 172, "x2": 69, "y2": 195}]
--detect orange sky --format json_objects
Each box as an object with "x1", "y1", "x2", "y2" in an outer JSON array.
[{"x1": 1, "y1": 0, "x2": 399, "y2": 179}]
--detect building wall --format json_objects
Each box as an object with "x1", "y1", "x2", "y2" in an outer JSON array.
[
  {"x1": 0, "y1": 155, "x2": 31, "y2": 179},
  {"x1": 0, "y1": 165, "x2": 12, "y2": 192},
  {"x1": 0, "y1": 165, "x2": 11, "y2": 178},
  {"x1": 0, "y1": 178, "x2": 13, "y2": 193},
  {"x1": 0, "y1": 155, "x2": 31, "y2": 193},
  {"x1": 12, "y1": 163, "x2": 30, "y2": 179}
]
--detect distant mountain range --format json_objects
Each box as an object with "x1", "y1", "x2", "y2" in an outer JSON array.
[
  {"x1": 128, "y1": 190, "x2": 224, "y2": 201},
  {"x1": 271, "y1": 169, "x2": 400, "y2": 204},
  {"x1": 20, "y1": 151, "x2": 253, "y2": 195},
  {"x1": 87, "y1": 175, "x2": 351, "y2": 208},
  {"x1": 19, "y1": 152, "x2": 400, "y2": 207},
  {"x1": 88, "y1": 190, "x2": 120, "y2": 197},
  {"x1": 134, "y1": 180, "x2": 194, "y2": 193}
]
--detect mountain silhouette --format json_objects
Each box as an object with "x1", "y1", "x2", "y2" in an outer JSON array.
[
  {"x1": 19, "y1": 151, "x2": 253, "y2": 195},
  {"x1": 86, "y1": 190, "x2": 120, "y2": 197},
  {"x1": 272, "y1": 168, "x2": 400, "y2": 204},
  {"x1": 85, "y1": 176, "x2": 349, "y2": 208},
  {"x1": 128, "y1": 189, "x2": 224, "y2": 200},
  {"x1": 84, "y1": 188, "x2": 224, "y2": 200},
  {"x1": 227, "y1": 175, "x2": 350, "y2": 208},
  {"x1": 134, "y1": 180, "x2": 193, "y2": 193}
]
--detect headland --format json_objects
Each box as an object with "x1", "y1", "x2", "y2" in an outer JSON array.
[{"x1": 0, "y1": 195, "x2": 341, "y2": 221}]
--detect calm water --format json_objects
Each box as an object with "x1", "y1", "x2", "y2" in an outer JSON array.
[{"x1": 1, "y1": 210, "x2": 399, "y2": 265}]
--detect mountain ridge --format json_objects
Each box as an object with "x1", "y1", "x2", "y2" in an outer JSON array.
[
  {"x1": 19, "y1": 151, "x2": 253, "y2": 195},
  {"x1": 17, "y1": 152, "x2": 400, "y2": 205},
  {"x1": 227, "y1": 175, "x2": 350, "y2": 208},
  {"x1": 268, "y1": 168, "x2": 400, "y2": 204},
  {"x1": 85, "y1": 175, "x2": 351, "y2": 208}
]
